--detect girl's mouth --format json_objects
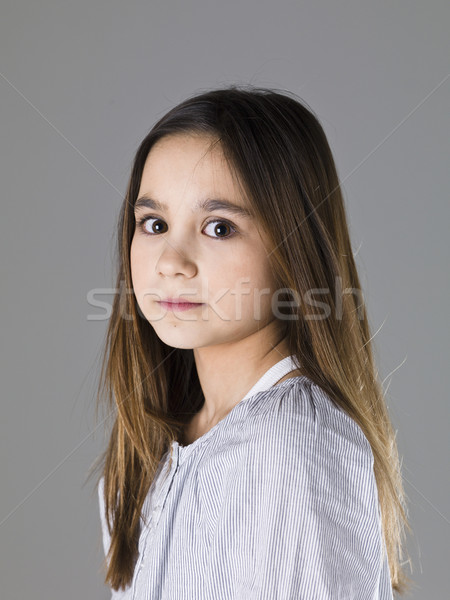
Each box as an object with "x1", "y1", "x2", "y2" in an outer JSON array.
[{"x1": 157, "y1": 300, "x2": 205, "y2": 312}]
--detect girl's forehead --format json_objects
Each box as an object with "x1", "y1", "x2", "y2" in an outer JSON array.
[
  {"x1": 141, "y1": 136, "x2": 230, "y2": 185},
  {"x1": 140, "y1": 136, "x2": 251, "y2": 205},
  {"x1": 149, "y1": 132, "x2": 223, "y2": 161}
]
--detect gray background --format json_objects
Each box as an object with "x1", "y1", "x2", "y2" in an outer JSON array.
[{"x1": 1, "y1": 1, "x2": 448, "y2": 598}]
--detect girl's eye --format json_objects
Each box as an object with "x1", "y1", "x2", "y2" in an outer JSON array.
[
  {"x1": 138, "y1": 217, "x2": 168, "y2": 235},
  {"x1": 136, "y1": 216, "x2": 237, "y2": 240},
  {"x1": 203, "y1": 219, "x2": 236, "y2": 239}
]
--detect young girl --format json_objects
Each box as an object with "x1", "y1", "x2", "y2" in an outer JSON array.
[{"x1": 94, "y1": 85, "x2": 412, "y2": 598}]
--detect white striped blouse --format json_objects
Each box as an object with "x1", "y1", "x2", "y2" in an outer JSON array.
[{"x1": 98, "y1": 355, "x2": 393, "y2": 599}]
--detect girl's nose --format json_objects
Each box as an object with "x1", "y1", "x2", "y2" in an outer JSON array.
[{"x1": 155, "y1": 240, "x2": 198, "y2": 279}]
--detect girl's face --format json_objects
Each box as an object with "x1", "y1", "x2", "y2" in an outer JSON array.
[{"x1": 130, "y1": 133, "x2": 282, "y2": 350}]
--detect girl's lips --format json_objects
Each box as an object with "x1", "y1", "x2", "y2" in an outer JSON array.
[{"x1": 158, "y1": 300, "x2": 205, "y2": 312}]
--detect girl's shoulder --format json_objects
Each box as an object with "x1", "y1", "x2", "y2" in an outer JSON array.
[
  {"x1": 199, "y1": 376, "x2": 378, "y2": 524},
  {"x1": 242, "y1": 375, "x2": 374, "y2": 465}
]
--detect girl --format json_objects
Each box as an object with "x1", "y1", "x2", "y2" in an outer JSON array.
[{"x1": 94, "y1": 85, "x2": 412, "y2": 598}]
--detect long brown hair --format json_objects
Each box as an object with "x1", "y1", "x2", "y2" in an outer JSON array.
[{"x1": 90, "y1": 84, "x2": 412, "y2": 594}]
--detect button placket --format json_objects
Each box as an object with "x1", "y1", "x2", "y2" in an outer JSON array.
[{"x1": 138, "y1": 445, "x2": 179, "y2": 571}]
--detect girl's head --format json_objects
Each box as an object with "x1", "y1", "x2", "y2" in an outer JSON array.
[
  {"x1": 96, "y1": 85, "x2": 411, "y2": 594},
  {"x1": 123, "y1": 86, "x2": 353, "y2": 359},
  {"x1": 130, "y1": 132, "x2": 283, "y2": 353}
]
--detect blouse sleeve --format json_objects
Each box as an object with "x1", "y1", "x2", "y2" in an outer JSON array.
[
  {"x1": 98, "y1": 478, "x2": 133, "y2": 600},
  {"x1": 97, "y1": 476, "x2": 112, "y2": 561},
  {"x1": 201, "y1": 382, "x2": 390, "y2": 600}
]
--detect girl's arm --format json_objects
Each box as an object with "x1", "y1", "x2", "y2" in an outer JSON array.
[
  {"x1": 98, "y1": 476, "x2": 112, "y2": 562},
  {"x1": 201, "y1": 383, "x2": 392, "y2": 600},
  {"x1": 98, "y1": 477, "x2": 120, "y2": 600}
]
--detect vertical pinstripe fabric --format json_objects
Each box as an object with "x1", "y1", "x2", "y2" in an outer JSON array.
[{"x1": 98, "y1": 356, "x2": 393, "y2": 599}]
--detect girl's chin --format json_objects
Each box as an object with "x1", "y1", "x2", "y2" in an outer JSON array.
[{"x1": 149, "y1": 325, "x2": 208, "y2": 350}]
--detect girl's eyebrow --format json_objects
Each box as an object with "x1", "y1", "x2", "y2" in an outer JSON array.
[{"x1": 134, "y1": 194, "x2": 254, "y2": 220}]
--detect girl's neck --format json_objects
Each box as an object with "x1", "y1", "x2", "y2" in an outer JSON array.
[{"x1": 191, "y1": 323, "x2": 298, "y2": 426}]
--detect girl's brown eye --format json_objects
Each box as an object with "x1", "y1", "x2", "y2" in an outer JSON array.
[
  {"x1": 203, "y1": 220, "x2": 237, "y2": 239},
  {"x1": 137, "y1": 217, "x2": 168, "y2": 234},
  {"x1": 149, "y1": 219, "x2": 167, "y2": 234}
]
